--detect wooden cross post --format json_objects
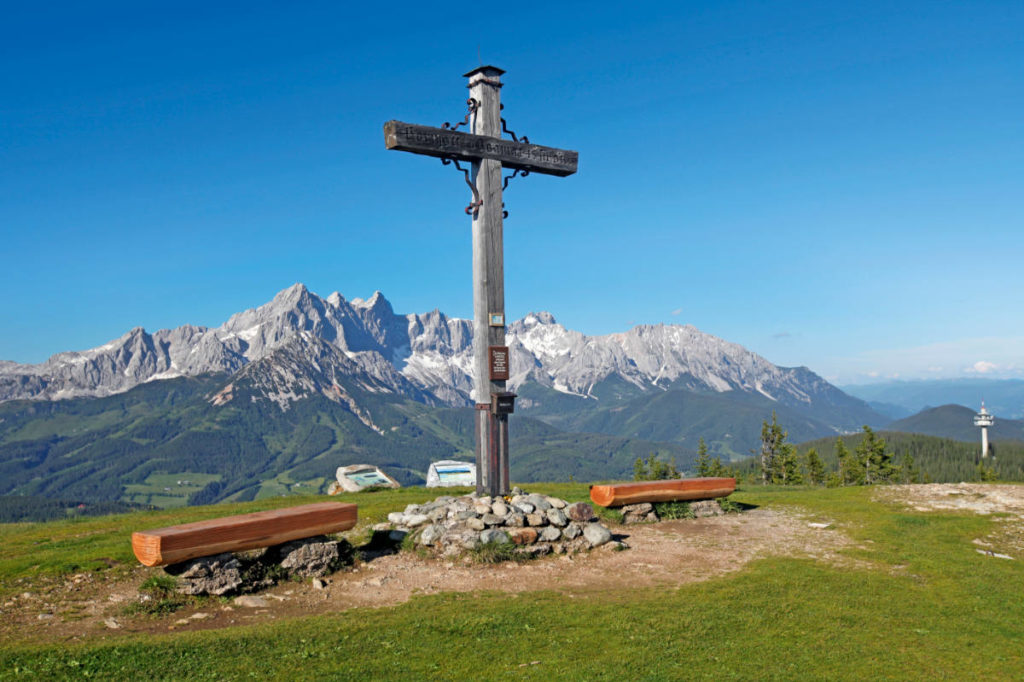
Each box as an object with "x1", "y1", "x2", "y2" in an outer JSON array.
[{"x1": 384, "y1": 66, "x2": 578, "y2": 496}]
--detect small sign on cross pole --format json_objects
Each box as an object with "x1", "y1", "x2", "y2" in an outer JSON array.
[{"x1": 383, "y1": 66, "x2": 578, "y2": 496}]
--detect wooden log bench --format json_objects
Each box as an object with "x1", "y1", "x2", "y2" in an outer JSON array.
[
  {"x1": 131, "y1": 502, "x2": 358, "y2": 567},
  {"x1": 589, "y1": 477, "x2": 736, "y2": 508}
]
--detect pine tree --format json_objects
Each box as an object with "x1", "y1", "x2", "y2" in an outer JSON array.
[
  {"x1": 696, "y1": 437, "x2": 711, "y2": 477},
  {"x1": 633, "y1": 457, "x2": 647, "y2": 481},
  {"x1": 855, "y1": 426, "x2": 895, "y2": 485},
  {"x1": 837, "y1": 437, "x2": 860, "y2": 486},
  {"x1": 757, "y1": 412, "x2": 787, "y2": 484},
  {"x1": 804, "y1": 447, "x2": 825, "y2": 485},
  {"x1": 780, "y1": 443, "x2": 803, "y2": 485},
  {"x1": 899, "y1": 452, "x2": 919, "y2": 484}
]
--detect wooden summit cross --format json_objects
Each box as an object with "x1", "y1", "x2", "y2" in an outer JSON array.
[{"x1": 384, "y1": 66, "x2": 578, "y2": 496}]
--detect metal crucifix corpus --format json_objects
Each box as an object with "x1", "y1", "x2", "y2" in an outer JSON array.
[{"x1": 384, "y1": 66, "x2": 578, "y2": 497}]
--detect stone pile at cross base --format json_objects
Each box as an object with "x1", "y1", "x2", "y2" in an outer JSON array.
[{"x1": 381, "y1": 488, "x2": 620, "y2": 557}]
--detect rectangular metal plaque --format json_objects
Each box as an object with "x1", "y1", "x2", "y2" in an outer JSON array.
[
  {"x1": 489, "y1": 345, "x2": 510, "y2": 381},
  {"x1": 384, "y1": 121, "x2": 578, "y2": 177}
]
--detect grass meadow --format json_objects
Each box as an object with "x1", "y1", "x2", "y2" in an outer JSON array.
[{"x1": 1, "y1": 484, "x2": 1022, "y2": 680}]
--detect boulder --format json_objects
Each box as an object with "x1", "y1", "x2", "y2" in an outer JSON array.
[
  {"x1": 509, "y1": 527, "x2": 539, "y2": 545},
  {"x1": 567, "y1": 502, "x2": 596, "y2": 523},
  {"x1": 527, "y1": 494, "x2": 552, "y2": 511},
  {"x1": 526, "y1": 513, "x2": 546, "y2": 527},
  {"x1": 546, "y1": 508, "x2": 568, "y2": 527},
  {"x1": 491, "y1": 501, "x2": 509, "y2": 517},
  {"x1": 277, "y1": 538, "x2": 341, "y2": 577},
  {"x1": 583, "y1": 523, "x2": 612, "y2": 548},
  {"x1": 419, "y1": 524, "x2": 443, "y2": 547},
  {"x1": 539, "y1": 526, "x2": 562, "y2": 542},
  {"x1": 480, "y1": 529, "x2": 510, "y2": 545},
  {"x1": 167, "y1": 553, "x2": 243, "y2": 596}
]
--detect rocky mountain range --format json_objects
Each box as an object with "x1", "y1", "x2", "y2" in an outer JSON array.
[{"x1": 0, "y1": 284, "x2": 880, "y2": 438}]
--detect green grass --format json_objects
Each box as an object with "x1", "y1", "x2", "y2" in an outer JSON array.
[{"x1": 2, "y1": 485, "x2": 1023, "y2": 679}]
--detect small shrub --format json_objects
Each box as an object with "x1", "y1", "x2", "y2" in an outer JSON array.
[
  {"x1": 717, "y1": 497, "x2": 742, "y2": 514},
  {"x1": 139, "y1": 575, "x2": 178, "y2": 598},
  {"x1": 653, "y1": 501, "x2": 694, "y2": 520},
  {"x1": 125, "y1": 575, "x2": 188, "y2": 617}
]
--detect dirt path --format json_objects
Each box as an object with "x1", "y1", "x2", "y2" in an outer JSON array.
[{"x1": 7, "y1": 484, "x2": 1020, "y2": 646}]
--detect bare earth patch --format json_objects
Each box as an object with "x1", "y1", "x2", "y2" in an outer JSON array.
[
  {"x1": 0, "y1": 507, "x2": 858, "y2": 646},
  {"x1": 875, "y1": 483, "x2": 1024, "y2": 560}
]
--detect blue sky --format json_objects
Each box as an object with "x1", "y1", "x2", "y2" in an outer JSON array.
[{"x1": 2, "y1": 1, "x2": 1021, "y2": 385}]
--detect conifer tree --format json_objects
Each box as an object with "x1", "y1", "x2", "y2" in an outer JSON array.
[
  {"x1": 837, "y1": 437, "x2": 860, "y2": 486},
  {"x1": 780, "y1": 443, "x2": 803, "y2": 484},
  {"x1": 805, "y1": 447, "x2": 825, "y2": 485},
  {"x1": 757, "y1": 412, "x2": 787, "y2": 484},
  {"x1": 899, "y1": 452, "x2": 920, "y2": 484},
  {"x1": 696, "y1": 437, "x2": 711, "y2": 477},
  {"x1": 855, "y1": 426, "x2": 895, "y2": 485}
]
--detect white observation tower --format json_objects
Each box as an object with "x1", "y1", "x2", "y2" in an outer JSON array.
[{"x1": 973, "y1": 402, "x2": 995, "y2": 459}]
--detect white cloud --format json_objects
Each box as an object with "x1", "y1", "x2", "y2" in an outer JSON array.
[
  {"x1": 967, "y1": 360, "x2": 998, "y2": 374},
  {"x1": 671, "y1": 308, "x2": 682, "y2": 316}
]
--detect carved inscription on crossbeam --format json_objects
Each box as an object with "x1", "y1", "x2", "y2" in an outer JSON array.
[{"x1": 384, "y1": 121, "x2": 578, "y2": 177}]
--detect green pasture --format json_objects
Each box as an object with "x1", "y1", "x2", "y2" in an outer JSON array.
[
  {"x1": 2, "y1": 484, "x2": 1023, "y2": 679},
  {"x1": 122, "y1": 472, "x2": 222, "y2": 508}
]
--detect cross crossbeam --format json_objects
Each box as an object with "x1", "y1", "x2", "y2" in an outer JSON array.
[{"x1": 383, "y1": 121, "x2": 578, "y2": 176}]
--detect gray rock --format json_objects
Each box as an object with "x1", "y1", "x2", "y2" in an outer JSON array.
[
  {"x1": 233, "y1": 595, "x2": 268, "y2": 608},
  {"x1": 566, "y1": 502, "x2": 596, "y2": 522},
  {"x1": 481, "y1": 513, "x2": 504, "y2": 526},
  {"x1": 517, "y1": 544, "x2": 552, "y2": 558},
  {"x1": 539, "y1": 526, "x2": 562, "y2": 542},
  {"x1": 456, "y1": 510, "x2": 478, "y2": 521},
  {"x1": 644, "y1": 511, "x2": 660, "y2": 523},
  {"x1": 546, "y1": 508, "x2": 568, "y2": 527},
  {"x1": 621, "y1": 502, "x2": 654, "y2": 514},
  {"x1": 278, "y1": 538, "x2": 341, "y2": 577},
  {"x1": 514, "y1": 502, "x2": 536, "y2": 514},
  {"x1": 562, "y1": 523, "x2": 582, "y2": 540},
  {"x1": 473, "y1": 503, "x2": 492, "y2": 515},
  {"x1": 475, "y1": 495, "x2": 492, "y2": 505},
  {"x1": 526, "y1": 513, "x2": 546, "y2": 527},
  {"x1": 467, "y1": 517, "x2": 486, "y2": 531},
  {"x1": 404, "y1": 503, "x2": 421, "y2": 514},
  {"x1": 168, "y1": 553, "x2": 243, "y2": 596},
  {"x1": 491, "y1": 501, "x2": 509, "y2": 517},
  {"x1": 505, "y1": 513, "x2": 526, "y2": 527},
  {"x1": 419, "y1": 524, "x2": 443, "y2": 546},
  {"x1": 387, "y1": 512, "x2": 405, "y2": 525},
  {"x1": 312, "y1": 578, "x2": 327, "y2": 590},
  {"x1": 512, "y1": 486, "x2": 524, "y2": 495},
  {"x1": 546, "y1": 496, "x2": 567, "y2": 510},
  {"x1": 583, "y1": 523, "x2": 612, "y2": 548},
  {"x1": 405, "y1": 514, "x2": 430, "y2": 527},
  {"x1": 527, "y1": 494, "x2": 552, "y2": 511},
  {"x1": 428, "y1": 507, "x2": 447, "y2": 522},
  {"x1": 479, "y1": 529, "x2": 510, "y2": 545},
  {"x1": 691, "y1": 500, "x2": 724, "y2": 517}
]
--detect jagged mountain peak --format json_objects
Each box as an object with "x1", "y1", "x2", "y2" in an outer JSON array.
[{"x1": 0, "y1": 283, "x2": 882, "y2": 432}]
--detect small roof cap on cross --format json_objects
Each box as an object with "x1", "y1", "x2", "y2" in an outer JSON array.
[{"x1": 463, "y1": 65, "x2": 505, "y2": 78}]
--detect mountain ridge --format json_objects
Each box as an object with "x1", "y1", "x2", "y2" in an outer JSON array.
[{"x1": 0, "y1": 284, "x2": 883, "y2": 439}]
